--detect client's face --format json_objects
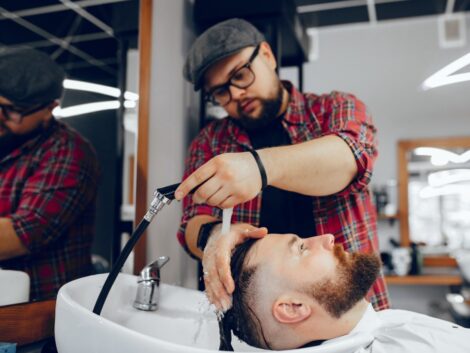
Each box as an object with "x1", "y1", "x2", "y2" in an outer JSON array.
[{"x1": 247, "y1": 233, "x2": 380, "y2": 318}]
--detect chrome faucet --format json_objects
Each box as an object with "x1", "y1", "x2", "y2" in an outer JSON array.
[{"x1": 133, "y1": 256, "x2": 169, "y2": 311}]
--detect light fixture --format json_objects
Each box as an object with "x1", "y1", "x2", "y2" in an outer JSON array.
[
  {"x1": 428, "y1": 169, "x2": 470, "y2": 187},
  {"x1": 419, "y1": 184, "x2": 470, "y2": 198},
  {"x1": 63, "y1": 79, "x2": 139, "y2": 101},
  {"x1": 53, "y1": 101, "x2": 121, "y2": 118},
  {"x1": 422, "y1": 52, "x2": 470, "y2": 90},
  {"x1": 414, "y1": 147, "x2": 470, "y2": 166}
]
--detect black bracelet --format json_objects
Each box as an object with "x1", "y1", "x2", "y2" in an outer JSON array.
[
  {"x1": 249, "y1": 149, "x2": 268, "y2": 190},
  {"x1": 197, "y1": 221, "x2": 222, "y2": 251}
]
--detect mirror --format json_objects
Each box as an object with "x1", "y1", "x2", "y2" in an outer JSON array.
[
  {"x1": 398, "y1": 137, "x2": 470, "y2": 263},
  {"x1": 0, "y1": 1, "x2": 139, "y2": 307}
]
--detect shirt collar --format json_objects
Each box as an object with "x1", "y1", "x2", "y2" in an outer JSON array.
[
  {"x1": 282, "y1": 80, "x2": 310, "y2": 126},
  {"x1": 225, "y1": 80, "x2": 309, "y2": 148}
]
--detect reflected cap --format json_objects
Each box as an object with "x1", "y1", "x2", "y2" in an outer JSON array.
[{"x1": 0, "y1": 47, "x2": 65, "y2": 107}]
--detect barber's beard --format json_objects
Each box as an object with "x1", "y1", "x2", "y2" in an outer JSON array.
[
  {"x1": 236, "y1": 81, "x2": 284, "y2": 131},
  {"x1": 307, "y1": 245, "x2": 381, "y2": 318}
]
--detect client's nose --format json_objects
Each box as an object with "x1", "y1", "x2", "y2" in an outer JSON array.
[{"x1": 319, "y1": 234, "x2": 335, "y2": 251}]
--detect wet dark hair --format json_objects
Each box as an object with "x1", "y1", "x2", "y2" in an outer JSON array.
[{"x1": 219, "y1": 238, "x2": 270, "y2": 351}]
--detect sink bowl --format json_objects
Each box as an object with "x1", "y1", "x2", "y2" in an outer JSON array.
[
  {"x1": 0, "y1": 269, "x2": 30, "y2": 306},
  {"x1": 55, "y1": 273, "x2": 373, "y2": 353}
]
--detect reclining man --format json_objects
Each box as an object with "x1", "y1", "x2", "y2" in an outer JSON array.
[{"x1": 220, "y1": 233, "x2": 470, "y2": 352}]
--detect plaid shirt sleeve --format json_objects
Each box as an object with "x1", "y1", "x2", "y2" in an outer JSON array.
[
  {"x1": 318, "y1": 91, "x2": 378, "y2": 196},
  {"x1": 9, "y1": 139, "x2": 99, "y2": 253},
  {"x1": 177, "y1": 126, "x2": 223, "y2": 256}
]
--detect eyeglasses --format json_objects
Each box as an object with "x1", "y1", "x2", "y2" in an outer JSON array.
[
  {"x1": 0, "y1": 102, "x2": 50, "y2": 124},
  {"x1": 205, "y1": 44, "x2": 261, "y2": 106}
]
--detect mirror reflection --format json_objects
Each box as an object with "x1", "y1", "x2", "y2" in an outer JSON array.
[
  {"x1": 0, "y1": 0, "x2": 139, "y2": 308},
  {"x1": 408, "y1": 147, "x2": 470, "y2": 250}
]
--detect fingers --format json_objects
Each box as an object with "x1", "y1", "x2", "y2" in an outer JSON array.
[
  {"x1": 192, "y1": 177, "x2": 223, "y2": 204},
  {"x1": 175, "y1": 161, "x2": 216, "y2": 200},
  {"x1": 216, "y1": 249, "x2": 235, "y2": 295},
  {"x1": 204, "y1": 265, "x2": 230, "y2": 311},
  {"x1": 243, "y1": 226, "x2": 268, "y2": 240}
]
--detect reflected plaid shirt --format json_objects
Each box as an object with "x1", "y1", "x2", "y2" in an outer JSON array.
[
  {"x1": 0, "y1": 119, "x2": 99, "y2": 301},
  {"x1": 177, "y1": 82, "x2": 390, "y2": 310}
]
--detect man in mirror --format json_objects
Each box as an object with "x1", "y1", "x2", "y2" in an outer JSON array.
[
  {"x1": 220, "y1": 234, "x2": 470, "y2": 352},
  {"x1": 175, "y1": 18, "x2": 388, "y2": 312},
  {"x1": 0, "y1": 48, "x2": 100, "y2": 301}
]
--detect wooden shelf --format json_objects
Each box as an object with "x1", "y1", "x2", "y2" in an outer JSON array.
[
  {"x1": 0, "y1": 299, "x2": 55, "y2": 346},
  {"x1": 385, "y1": 275, "x2": 462, "y2": 286},
  {"x1": 378, "y1": 213, "x2": 399, "y2": 220}
]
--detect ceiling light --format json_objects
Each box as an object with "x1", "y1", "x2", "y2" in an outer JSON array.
[
  {"x1": 53, "y1": 101, "x2": 120, "y2": 118},
  {"x1": 428, "y1": 169, "x2": 470, "y2": 187},
  {"x1": 63, "y1": 79, "x2": 139, "y2": 101},
  {"x1": 419, "y1": 184, "x2": 470, "y2": 198},
  {"x1": 414, "y1": 147, "x2": 470, "y2": 166},
  {"x1": 422, "y1": 52, "x2": 470, "y2": 90}
]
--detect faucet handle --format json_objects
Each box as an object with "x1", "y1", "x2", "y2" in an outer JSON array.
[{"x1": 140, "y1": 256, "x2": 169, "y2": 281}]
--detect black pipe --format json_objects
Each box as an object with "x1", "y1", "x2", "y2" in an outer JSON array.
[{"x1": 93, "y1": 218, "x2": 150, "y2": 315}]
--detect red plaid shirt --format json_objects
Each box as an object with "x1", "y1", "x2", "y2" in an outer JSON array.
[
  {"x1": 178, "y1": 82, "x2": 390, "y2": 310},
  {"x1": 0, "y1": 119, "x2": 99, "y2": 301}
]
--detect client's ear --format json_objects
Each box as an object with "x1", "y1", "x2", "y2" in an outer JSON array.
[{"x1": 272, "y1": 295, "x2": 311, "y2": 324}]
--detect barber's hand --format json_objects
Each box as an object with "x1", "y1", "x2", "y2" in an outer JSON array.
[
  {"x1": 202, "y1": 223, "x2": 268, "y2": 311},
  {"x1": 174, "y1": 152, "x2": 263, "y2": 208}
]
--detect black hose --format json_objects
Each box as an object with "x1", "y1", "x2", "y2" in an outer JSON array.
[{"x1": 93, "y1": 218, "x2": 150, "y2": 315}]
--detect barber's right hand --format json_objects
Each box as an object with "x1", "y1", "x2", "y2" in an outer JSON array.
[{"x1": 202, "y1": 223, "x2": 268, "y2": 312}]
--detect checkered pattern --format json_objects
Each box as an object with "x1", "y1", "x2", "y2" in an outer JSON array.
[
  {"x1": 0, "y1": 120, "x2": 99, "y2": 300},
  {"x1": 177, "y1": 81, "x2": 390, "y2": 310}
]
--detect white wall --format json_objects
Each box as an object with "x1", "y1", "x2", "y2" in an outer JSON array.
[
  {"x1": 284, "y1": 15, "x2": 470, "y2": 316},
  {"x1": 300, "y1": 15, "x2": 470, "y2": 185},
  {"x1": 147, "y1": 0, "x2": 200, "y2": 288}
]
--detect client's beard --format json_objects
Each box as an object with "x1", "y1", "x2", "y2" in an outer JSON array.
[
  {"x1": 236, "y1": 81, "x2": 284, "y2": 131},
  {"x1": 307, "y1": 245, "x2": 381, "y2": 318}
]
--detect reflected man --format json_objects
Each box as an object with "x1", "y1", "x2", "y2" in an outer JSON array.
[{"x1": 0, "y1": 48, "x2": 100, "y2": 300}]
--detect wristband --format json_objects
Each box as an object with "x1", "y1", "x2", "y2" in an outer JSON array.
[
  {"x1": 248, "y1": 149, "x2": 268, "y2": 190},
  {"x1": 197, "y1": 221, "x2": 222, "y2": 251}
]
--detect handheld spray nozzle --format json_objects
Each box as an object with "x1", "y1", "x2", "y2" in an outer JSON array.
[{"x1": 93, "y1": 182, "x2": 190, "y2": 315}]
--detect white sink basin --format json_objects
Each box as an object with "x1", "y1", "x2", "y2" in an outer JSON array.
[
  {"x1": 0, "y1": 269, "x2": 30, "y2": 306},
  {"x1": 55, "y1": 273, "x2": 373, "y2": 353}
]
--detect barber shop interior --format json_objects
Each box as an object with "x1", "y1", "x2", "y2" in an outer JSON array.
[{"x1": 1, "y1": 0, "x2": 470, "y2": 352}]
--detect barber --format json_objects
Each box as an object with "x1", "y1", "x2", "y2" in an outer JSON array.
[
  {"x1": 0, "y1": 48, "x2": 100, "y2": 300},
  {"x1": 175, "y1": 19, "x2": 389, "y2": 312}
]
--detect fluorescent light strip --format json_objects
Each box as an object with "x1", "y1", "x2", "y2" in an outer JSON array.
[
  {"x1": 428, "y1": 169, "x2": 470, "y2": 187},
  {"x1": 63, "y1": 79, "x2": 139, "y2": 101},
  {"x1": 53, "y1": 100, "x2": 120, "y2": 118},
  {"x1": 422, "y1": 52, "x2": 470, "y2": 90},
  {"x1": 414, "y1": 147, "x2": 470, "y2": 166},
  {"x1": 419, "y1": 184, "x2": 470, "y2": 198}
]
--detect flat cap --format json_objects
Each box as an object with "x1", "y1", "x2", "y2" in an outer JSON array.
[
  {"x1": 183, "y1": 18, "x2": 265, "y2": 91},
  {"x1": 0, "y1": 47, "x2": 65, "y2": 107}
]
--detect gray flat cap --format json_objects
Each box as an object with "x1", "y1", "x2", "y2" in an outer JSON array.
[
  {"x1": 0, "y1": 47, "x2": 65, "y2": 107},
  {"x1": 183, "y1": 18, "x2": 265, "y2": 91}
]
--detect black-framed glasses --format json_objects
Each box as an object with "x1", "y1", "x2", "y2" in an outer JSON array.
[
  {"x1": 205, "y1": 44, "x2": 261, "y2": 106},
  {"x1": 0, "y1": 102, "x2": 50, "y2": 124}
]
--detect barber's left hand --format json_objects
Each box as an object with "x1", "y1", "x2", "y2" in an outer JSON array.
[{"x1": 174, "y1": 152, "x2": 263, "y2": 208}]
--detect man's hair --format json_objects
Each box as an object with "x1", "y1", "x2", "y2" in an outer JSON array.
[{"x1": 220, "y1": 239, "x2": 270, "y2": 350}]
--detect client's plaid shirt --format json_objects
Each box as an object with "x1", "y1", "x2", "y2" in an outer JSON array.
[
  {"x1": 0, "y1": 119, "x2": 99, "y2": 300},
  {"x1": 178, "y1": 82, "x2": 390, "y2": 310}
]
